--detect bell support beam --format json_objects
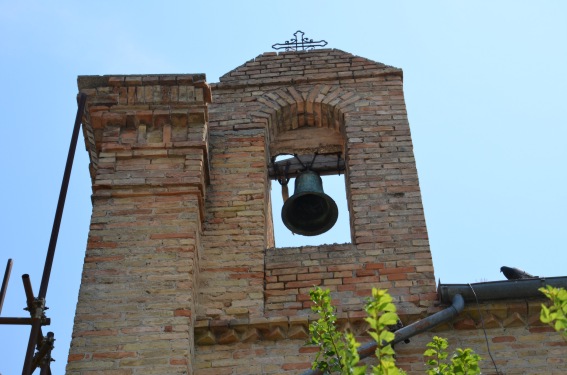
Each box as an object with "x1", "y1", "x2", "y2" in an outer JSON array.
[{"x1": 268, "y1": 153, "x2": 345, "y2": 180}]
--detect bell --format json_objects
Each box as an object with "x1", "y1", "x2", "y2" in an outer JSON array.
[{"x1": 281, "y1": 170, "x2": 338, "y2": 236}]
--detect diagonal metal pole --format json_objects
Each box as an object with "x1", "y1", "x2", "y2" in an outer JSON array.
[
  {"x1": 22, "y1": 93, "x2": 87, "y2": 375},
  {"x1": 38, "y1": 92, "x2": 87, "y2": 301},
  {"x1": 0, "y1": 258, "x2": 13, "y2": 314}
]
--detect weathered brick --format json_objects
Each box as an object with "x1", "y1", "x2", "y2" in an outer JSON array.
[{"x1": 70, "y1": 50, "x2": 561, "y2": 375}]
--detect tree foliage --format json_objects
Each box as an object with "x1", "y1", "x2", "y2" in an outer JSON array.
[
  {"x1": 539, "y1": 286, "x2": 567, "y2": 340},
  {"x1": 364, "y1": 288, "x2": 405, "y2": 375},
  {"x1": 423, "y1": 336, "x2": 481, "y2": 375},
  {"x1": 308, "y1": 286, "x2": 367, "y2": 374},
  {"x1": 307, "y1": 287, "x2": 481, "y2": 375},
  {"x1": 306, "y1": 285, "x2": 567, "y2": 374}
]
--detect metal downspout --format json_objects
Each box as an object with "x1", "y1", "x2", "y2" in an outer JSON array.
[{"x1": 300, "y1": 294, "x2": 465, "y2": 375}]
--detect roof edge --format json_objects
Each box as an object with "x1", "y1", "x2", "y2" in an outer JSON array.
[
  {"x1": 215, "y1": 48, "x2": 403, "y2": 88},
  {"x1": 438, "y1": 276, "x2": 567, "y2": 304}
]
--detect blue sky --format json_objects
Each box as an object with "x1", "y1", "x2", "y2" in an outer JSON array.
[{"x1": 1, "y1": 1, "x2": 566, "y2": 374}]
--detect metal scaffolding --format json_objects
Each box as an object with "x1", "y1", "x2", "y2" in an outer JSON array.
[{"x1": 0, "y1": 94, "x2": 87, "y2": 374}]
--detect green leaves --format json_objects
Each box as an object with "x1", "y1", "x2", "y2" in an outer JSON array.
[
  {"x1": 378, "y1": 312, "x2": 399, "y2": 327},
  {"x1": 308, "y1": 287, "x2": 366, "y2": 374},
  {"x1": 424, "y1": 336, "x2": 449, "y2": 375},
  {"x1": 450, "y1": 348, "x2": 481, "y2": 375},
  {"x1": 308, "y1": 287, "x2": 406, "y2": 374},
  {"x1": 423, "y1": 336, "x2": 481, "y2": 375},
  {"x1": 539, "y1": 286, "x2": 567, "y2": 340},
  {"x1": 308, "y1": 287, "x2": 483, "y2": 375},
  {"x1": 343, "y1": 333, "x2": 366, "y2": 375},
  {"x1": 363, "y1": 288, "x2": 405, "y2": 375}
]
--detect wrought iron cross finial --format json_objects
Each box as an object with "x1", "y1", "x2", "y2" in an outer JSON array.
[{"x1": 272, "y1": 30, "x2": 328, "y2": 51}]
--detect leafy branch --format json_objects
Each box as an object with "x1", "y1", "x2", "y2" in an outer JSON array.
[
  {"x1": 308, "y1": 287, "x2": 405, "y2": 374},
  {"x1": 539, "y1": 286, "x2": 567, "y2": 341},
  {"x1": 364, "y1": 288, "x2": 405, "y2": 375},
  {"x1": 308, "y1": 286, "x2": 366, "y2": 374},
  {"x1": 423, "y1": 336, "x2": 481, "y2": 375},
  {"x1": 306, "y1": 285, "x2": 567, "y2": 374},
  {"x1": 308, "y1": 287, "x2": 482, "y2": 375}
]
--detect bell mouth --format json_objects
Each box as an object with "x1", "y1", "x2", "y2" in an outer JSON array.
[{"x1": 281, "y1": 191, "x2": 338, "y2": 236}]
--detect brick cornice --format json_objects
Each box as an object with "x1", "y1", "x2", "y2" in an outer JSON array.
[
  {"x1": 78, "y1": 74, "x2": 212, "y2": 104},
  {"x1": 78, "y1": 76, "x2": 211, "y2": 226},
  {"x1": 194, "y1": 299, "x2": 548, "y2": 346}
]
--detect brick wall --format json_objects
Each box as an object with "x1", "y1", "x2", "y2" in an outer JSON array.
[
  {"x1": 199, "y1": 49, "x2": 436, "y2": 325},
  {"x1": 67, "y1": 50, "x2": 564, "y2": 374},
  {"x1": 67, "y1": 75, "x2": 210, "y2": 374},
  {"x1": 264, "y1": 244, "x2": 430, "y2": 318},
  {"x1": 394, "y1": 301, "x2": 566, "y2": 375},
  {"x1": 194, "y1": 300, "x2": 566, "y2": 374}
]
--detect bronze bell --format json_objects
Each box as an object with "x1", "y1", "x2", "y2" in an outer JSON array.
[{"x1": 281, "y1": 170, "x2": 338, "y2": 236}]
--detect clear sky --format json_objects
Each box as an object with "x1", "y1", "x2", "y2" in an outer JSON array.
[{"x1": 1, "y1": 1, "x2": 566, "y2": 374}]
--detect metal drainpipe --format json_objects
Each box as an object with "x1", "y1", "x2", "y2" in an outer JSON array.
[{"x1": 300, "y1": 294, "x2": 465, "y2": 375}]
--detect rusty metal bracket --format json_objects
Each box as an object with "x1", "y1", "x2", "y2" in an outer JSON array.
[
  {"x1": 32, "y1": 331, "x2": 55, "y2": 374},
  {"x1": 272, "y1": 156, "x2": 291, "y2": 186}
]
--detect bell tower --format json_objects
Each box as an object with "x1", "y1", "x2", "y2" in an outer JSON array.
[{"x1": 67, "y1": 49, "x2": 436, "y2": 374}]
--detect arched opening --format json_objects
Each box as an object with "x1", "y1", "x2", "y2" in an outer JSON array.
[{"x1": 266, "y1": 106, "x2": 352, "y2": 247}]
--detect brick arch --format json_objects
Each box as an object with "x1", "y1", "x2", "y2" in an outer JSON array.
[{"x1": 251, "y1": 85, "x2": 361, "y2": 156}]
